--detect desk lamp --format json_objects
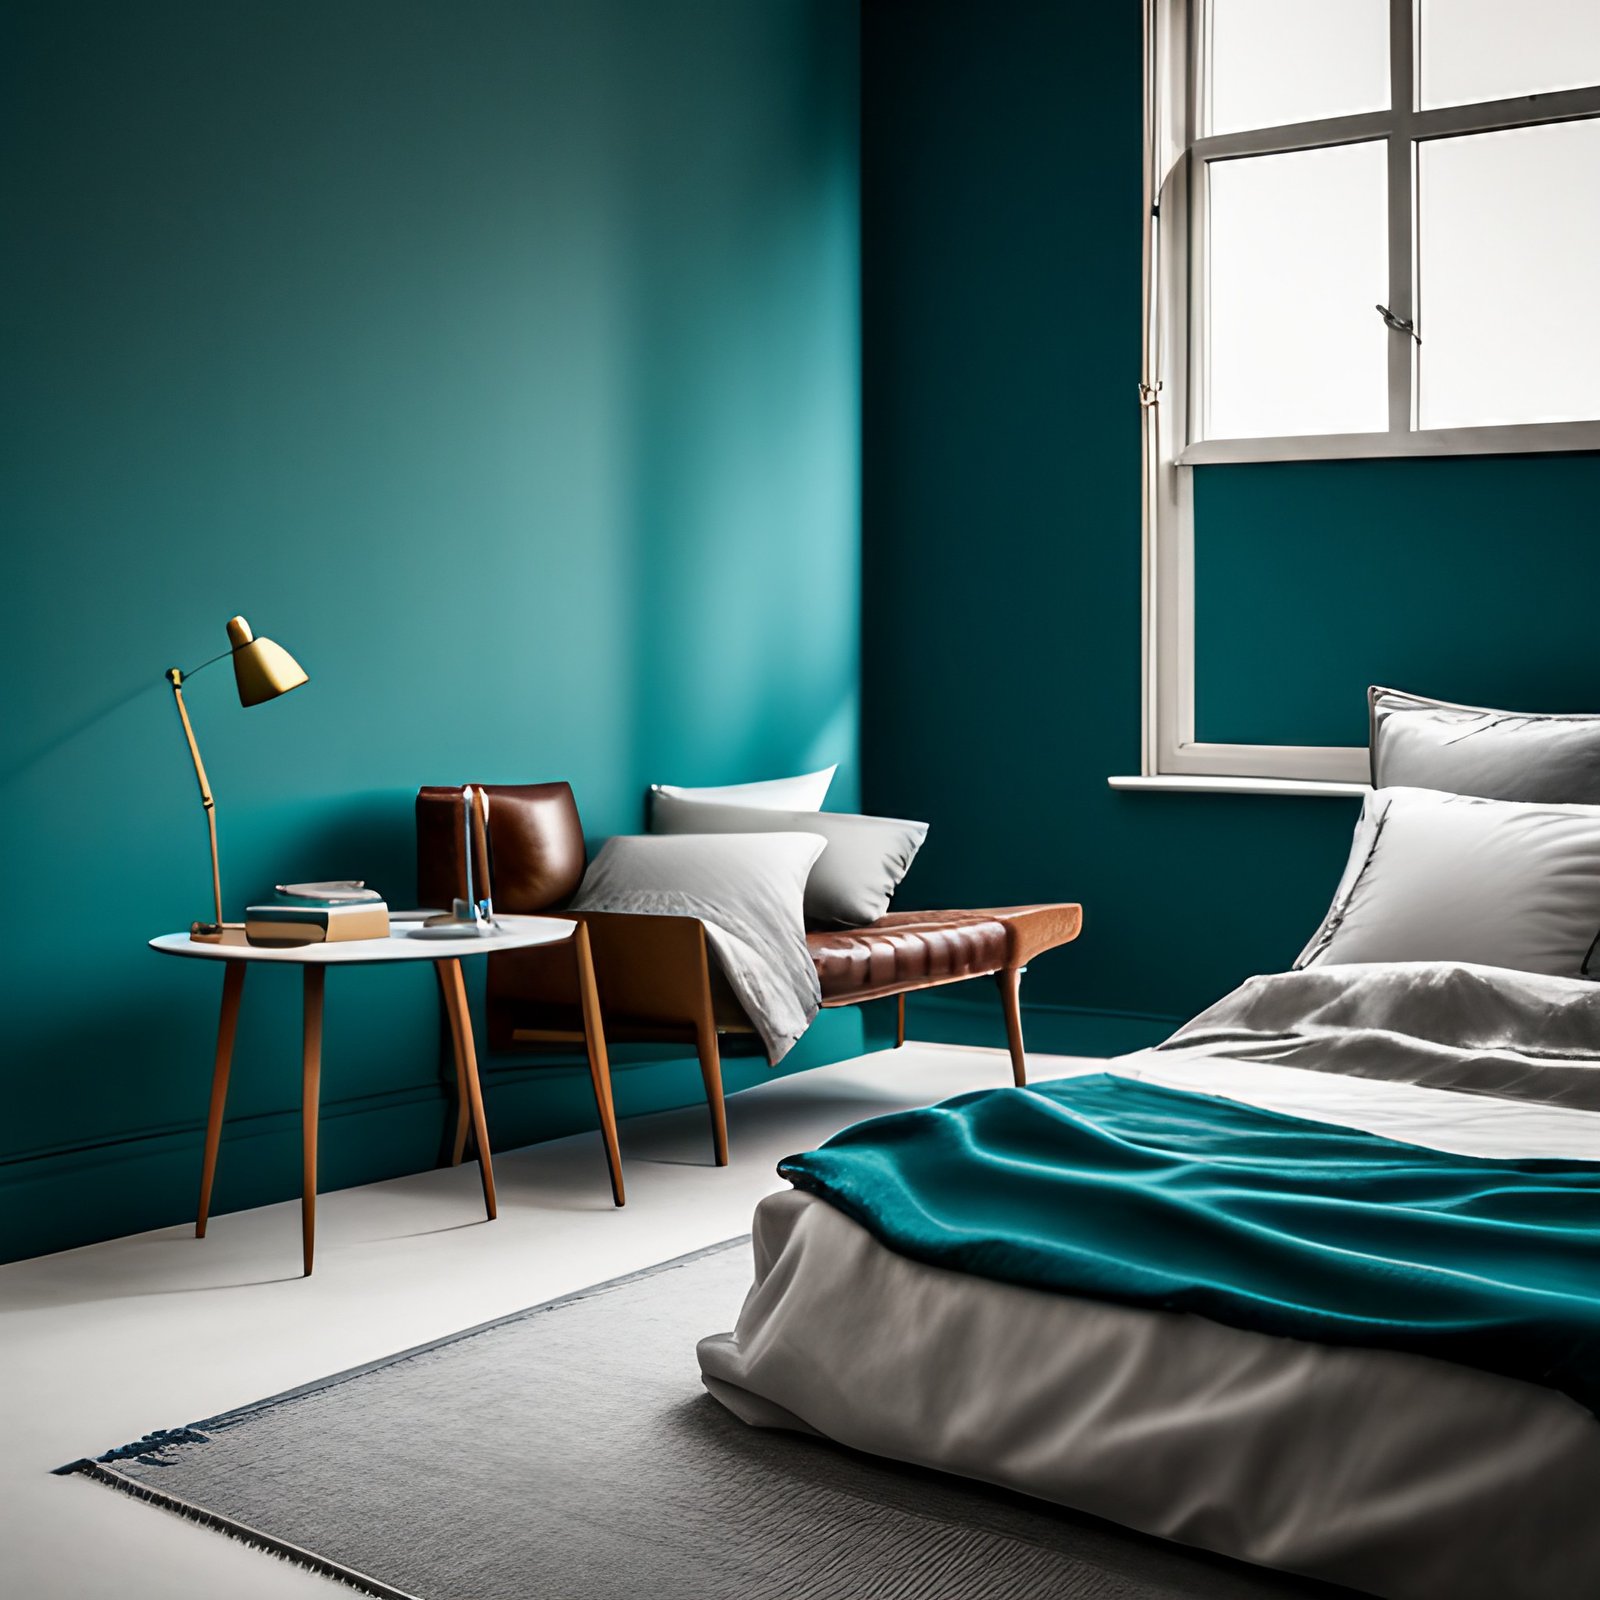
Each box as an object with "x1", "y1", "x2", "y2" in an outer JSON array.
[{"x1": 166, "y1": 615, "x2": 308, "y2": 940}]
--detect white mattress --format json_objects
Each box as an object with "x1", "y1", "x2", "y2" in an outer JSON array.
[{"x1": 699, "y1": 1056, "x2": 1600, "y2": 1600}]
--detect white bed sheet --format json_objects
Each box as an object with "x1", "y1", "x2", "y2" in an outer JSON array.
[{"x1": 698, "y1": 1055, "x2": 1600, "y2": 1600}]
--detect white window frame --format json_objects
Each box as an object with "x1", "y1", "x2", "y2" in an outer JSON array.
[{"x1": 1133, "y1": 0, "x2": 1600, "y2": 790}]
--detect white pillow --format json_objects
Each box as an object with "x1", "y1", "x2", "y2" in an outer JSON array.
[
  {"x1": 1297, "y1": 786, "x2": 1600, "y2": 977},
  {"x1": 651, "y1": 765, "x2": 837, "y2": 812},
  {"x1": 649, "y1": 792, "x2": 927, "y2": 927}
]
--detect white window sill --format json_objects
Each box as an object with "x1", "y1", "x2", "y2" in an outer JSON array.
[{"x1": 1108, "y1": 774, "x2": 1370, "y2": 798}]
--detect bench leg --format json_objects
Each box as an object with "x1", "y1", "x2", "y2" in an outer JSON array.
[
  {"x1": 895, "y1": 993, "x2": 906, "y2": 1048},
  {"x1": 997, "y1": 967, "x2": 1027, "y2": 1087},
  {"x1": 693, "y1": 1019, "x2": 729, "y2": 1167}
]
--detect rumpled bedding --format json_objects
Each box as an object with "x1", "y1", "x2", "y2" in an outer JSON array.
[
  {"x1": 779, "y1": 1070, "x2": 1600, "y2": 1417},
  {"x1": 699, "y1": 1184, "x2": 1600, "y2": 1600},
  {"x1": 698, "y1": 958, "x2": 1600, "y2": 1600},
  {"x1": 1152, "y1": 958, "x2": 1600, "y2": 1109}
]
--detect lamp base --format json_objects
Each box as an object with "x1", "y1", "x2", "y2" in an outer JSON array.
[{"x1": 189, "y1": 920, "x2": 246, "y2": 944}]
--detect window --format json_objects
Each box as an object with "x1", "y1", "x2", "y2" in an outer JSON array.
[{"x1": 1136, "y1": 0, "x2": 1600, "y2": 787}]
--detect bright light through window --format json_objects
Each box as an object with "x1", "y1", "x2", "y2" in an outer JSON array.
[
  {"x1": 1205, "y1": 142, "x2": 1389, "y2": 439},
  {"x1": 1419, "y1": 0, "x2": 1600, "y2": 110},
  {"x1": 1205, "y1": 0, "x2": 1389, "y2": 135},
  {"x1": 1191, "y1": 0, "x2": 1600, "y2": 446},
  {"x1": 1417, "y1": 118, "x2": 1600, "y2": 429}
]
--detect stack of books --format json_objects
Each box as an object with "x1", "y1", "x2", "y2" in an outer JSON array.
[{"x1": 245, "y1": 882, "x2": 391, "y2": 948}]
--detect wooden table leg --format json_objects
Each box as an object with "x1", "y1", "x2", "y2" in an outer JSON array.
[
  {"x1": 196, "y1": 962, "x2": 247, "y2": 1238},
  {"x1": 434, "y1": 963, "x2": 472, "y2": 1166},
  {"x1": 301, "y1": 966, "x2": 325, "y2": 1277},
  {"x1": 572, "y1": 923, "x2": 625, "y2": 1207},
  {"x1": 438, "y1": 958, "x2": 497, "y2": 1221}
]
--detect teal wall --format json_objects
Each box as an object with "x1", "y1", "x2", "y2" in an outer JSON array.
[
  {"x1": 860, "y1": 1, "x2": 1600, "y2": 1049},
  {"x1": 1196, "y1": 455, "x2": 1600, "y2": 748},
  {"x1": 1, "y1": 0, "x2": 861, "y2": 1262},
  {"x1": 13, "y1": 0, "x2": 1594, "y2": 1265}
]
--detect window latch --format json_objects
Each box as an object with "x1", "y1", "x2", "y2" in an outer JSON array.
[{"x1": 1375, "y1": 304, "x2": 1421, "y2": 344}]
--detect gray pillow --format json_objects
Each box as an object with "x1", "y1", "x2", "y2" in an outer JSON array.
[
  {"x1": 1297, "y1": 786, "x2": 1600, "y2": 978},
  {"x1": 649, "y1": 792, "x2": 928, "y2": 927},
  {"x1": 1369, "y1": 685, "x2": 1600, "y2": 804},
  {"x1": 568, "y1": 832, "x2": 825, "y2": 1062}
]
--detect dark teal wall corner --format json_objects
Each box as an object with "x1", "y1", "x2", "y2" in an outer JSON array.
[{"x1": 858, "y1": 1, "x2": 1595, "y2": 1028}]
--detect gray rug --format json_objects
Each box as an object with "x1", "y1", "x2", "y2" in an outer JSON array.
[{"x1": 60, "y1": 1239, "x2": 1358, "y2": 1599}]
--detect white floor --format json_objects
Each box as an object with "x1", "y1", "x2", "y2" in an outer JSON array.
[{"x1": 0, "y1": 1041, "x2": 1094, "y2": 1599}]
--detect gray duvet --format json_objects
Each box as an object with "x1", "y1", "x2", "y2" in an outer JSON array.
[
  {"x1": 700, "y1": 961, "x2": 1600, "y2": 1600},
  {"x1": 1155, "y1": 958, "x2": 1600, "y2": 1110}
]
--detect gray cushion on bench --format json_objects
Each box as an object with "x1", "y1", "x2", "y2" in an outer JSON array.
[{"x1": 649, "y1": 794, "x2": 927, "y2": 928}]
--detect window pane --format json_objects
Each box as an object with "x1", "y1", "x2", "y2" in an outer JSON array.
[
  {"x1": 1204, "y1": 142, "x2": 1389, "y2": 440},
  {"x1": 1417, "y1": 119, "x2": 1600, "y2": 430},
  {"x1": 1206, "y1": 0, "x2": 1389, "y2": 136},
  {"x1": 1419, "y1": 0, "x2": 1600, "y2": 111}
]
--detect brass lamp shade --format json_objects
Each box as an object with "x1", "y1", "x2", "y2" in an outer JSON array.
[{"x1": 226, "y1": 615, "x2": 309, "y2": 707}]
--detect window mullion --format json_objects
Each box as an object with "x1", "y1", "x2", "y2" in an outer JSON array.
[
  {"x1": 1191, "y1": 109, "x2": 1393, "y2": 160},
  {"x1": 1386, "y1": 0, "x2": 1416, "y2": 435}
]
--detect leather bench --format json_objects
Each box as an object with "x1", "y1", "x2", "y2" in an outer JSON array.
[{"x1": 418, "y1": 782, "x2": 1082, "y2": 1170}]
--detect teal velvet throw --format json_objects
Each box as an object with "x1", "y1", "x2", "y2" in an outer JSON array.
[{"x1": 779, "y1": 1075, "x2": 1600, "y2": 1416}]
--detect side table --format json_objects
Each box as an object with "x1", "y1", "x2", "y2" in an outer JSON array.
[{"x1": 150, "y1": 915, "x2": 606, "y2": 1274}]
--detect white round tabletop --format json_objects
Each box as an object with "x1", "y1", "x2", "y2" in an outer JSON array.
[{"x1": 149, "y1": 914, "x2": 576, "y2": 964}]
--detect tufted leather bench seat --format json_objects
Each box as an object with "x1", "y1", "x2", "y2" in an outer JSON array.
[
  {"x1": 809, "y1": 911, "x2": 1012, "y2": 1003},
  {"x1": 810, "y1": 902, "x2": 1084, "y2": 1069}
]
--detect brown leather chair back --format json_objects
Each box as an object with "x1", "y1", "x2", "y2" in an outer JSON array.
[{"x1": 416, "y1": 782, "x2": 587, "y2": 913}]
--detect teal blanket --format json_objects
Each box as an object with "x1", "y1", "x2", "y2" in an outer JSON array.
[{"x1": 779, "y1": 1074, "x2": 1600, "y2": 1416}]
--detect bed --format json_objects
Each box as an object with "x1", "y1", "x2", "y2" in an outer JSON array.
[
  {"x1": 699, "y1": 965, "x2": 1600, "y2": 1599},
  {"x1": 698, "y1": 690, "x2": 1600, "y2": 1600}
]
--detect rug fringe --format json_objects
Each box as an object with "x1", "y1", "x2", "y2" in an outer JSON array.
[{"x1": 65, "y1": 1460, "x2": 423, "y2": 1600}]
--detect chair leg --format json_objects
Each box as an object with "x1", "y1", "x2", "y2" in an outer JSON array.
[
  {"x1": 895, "y1": 992, "x2": 906, "y2": 1048},
  {"x1": 997, "y1": 966, "x2": 1028, "y2": 1087},
  {"x1": 694, "y1": 1020, "x2": 729, "y2": 1167},
  {"x1": 572, "y1": 923, "x2": 625, "y2": 1207}
]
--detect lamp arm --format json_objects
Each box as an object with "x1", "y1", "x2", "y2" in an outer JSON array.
[
  {"x1": 166, "y1": 668, "x2": 224, "y2": 931},
  {"x1": 175, "y1": 645, "x2": 236, "y2": 681}
]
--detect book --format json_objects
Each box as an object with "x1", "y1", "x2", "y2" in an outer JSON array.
[
  {"x1": 274, "y1": 880, "x2": 384, "y2": 907},
  {"x1": 245, "y1": 901, "x2": 391, "y2": 947}
]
